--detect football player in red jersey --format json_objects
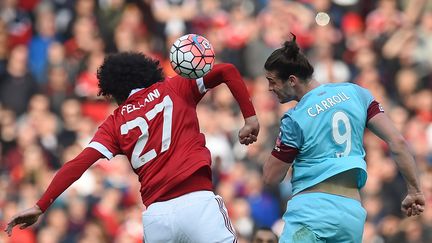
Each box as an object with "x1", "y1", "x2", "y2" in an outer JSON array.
[{"x1": 5, "y1": 52, "x2": 259, "y2": 242}]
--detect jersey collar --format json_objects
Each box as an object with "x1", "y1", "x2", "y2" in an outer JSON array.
[{"x1": 129, "y1": 88, "x2": 144, "y2": 98}]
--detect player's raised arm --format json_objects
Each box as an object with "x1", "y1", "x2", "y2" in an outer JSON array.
[
  {"x1": 367, "y1": 113, "x2": 425, "y2": 217},
  {"x1": 5, "y1": 147, "x2": 104, "y2": 236},
  {"x1": 202, "y1": 63, "x2": 259, "y2": 145},
  {"x1": 203, "y1": 64, "x2": 255, "y2": 117}
]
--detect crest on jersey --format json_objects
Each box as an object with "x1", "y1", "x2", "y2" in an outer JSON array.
[{"x1": 274, "y1": 132, "x2": 282, "y2": 151}]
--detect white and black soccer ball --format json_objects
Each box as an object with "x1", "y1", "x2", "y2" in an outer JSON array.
[{"x1": 169, "y1": 34, "x2": 215, "y2": 79}]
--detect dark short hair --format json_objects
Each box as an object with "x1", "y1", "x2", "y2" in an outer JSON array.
[
  {"x1": 264, "y1": 33, "x2": 314, "y2": 81},
  {"x1": 252, "y1": 227, "x2": 278, "y2": 242},
  {"x1": 97, "y1": 52, "x2": 164, "y2": 103}
]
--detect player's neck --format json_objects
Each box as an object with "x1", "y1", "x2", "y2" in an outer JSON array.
[{"x1": 297, "y1": 80, "x2": 320, "y2": 100}]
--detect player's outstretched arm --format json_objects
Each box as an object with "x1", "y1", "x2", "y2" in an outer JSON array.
[
  {"x1": 367, "y1": 113, "x2": 425, "y2": 216},
  {"x1": 203, "y1": 63, "x2": 259, "y2": 145},
  {"x1": 5, "y1": 205, "x2": 42, "y2": 236},
  {"x1": 4, "y1": 148, "x2": 104, "y2": 236}
]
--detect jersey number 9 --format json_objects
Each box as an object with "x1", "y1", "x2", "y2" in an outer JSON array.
[{"x1": 332, "y1": 111, "x2": 352, "y2": 157}]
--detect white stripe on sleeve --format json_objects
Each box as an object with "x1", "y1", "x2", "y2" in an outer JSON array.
[
  {"x1": 87, "y1": 142, "x2": 114, "y2": 160},
  {"x1": 196, "y1": 77, "x2": 207, "y2": 94}
]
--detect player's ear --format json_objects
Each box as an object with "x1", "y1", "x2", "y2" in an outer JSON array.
[{"x1": 288, "y1": 75, "x2": 297, "y2": 87}]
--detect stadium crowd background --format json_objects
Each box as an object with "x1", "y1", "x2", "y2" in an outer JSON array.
[{"x1": 0, "y1": 0, "x2": 431, "y2": 242}]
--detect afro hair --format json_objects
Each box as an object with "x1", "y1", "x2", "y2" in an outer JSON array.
[{"x1": 97, "y1": 52, "x2": 164, "y2": 104}]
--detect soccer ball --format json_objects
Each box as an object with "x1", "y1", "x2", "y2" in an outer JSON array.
[{"x1": 169, "y1": 34, "x2": 215, "y2": 79}]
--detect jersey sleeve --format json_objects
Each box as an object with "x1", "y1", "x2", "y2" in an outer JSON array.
[
  {"x1": 353, "y1": 84, "x2": 384, "y2": 122},
  {"x1": 86, "y1": 115, "x2": 121, "y2": 160},
  {"x1": 36, "y1": 148, "x2": 104, "y2": 212},
  {"x1": 271, "y1": 114, "x2": 302, "y2": 163},
  {"x1": 202, "y1": 63, "x2": 255, "y2": 118},
  {"x1": 279, "y1": 114, "x2": 303, "y2": 148},
  {"x1": 353, "y1": 84, "x2": 375, "y2": 110},
  {"x1": 366, "y1": 100, "x2": 384, "y2": 122},
  {"x1": 166, "y1": 75, "x2": 207, "y2": 105},
  {"x1": 167, "y1": 63, "x2": 256, "y2": 118}
]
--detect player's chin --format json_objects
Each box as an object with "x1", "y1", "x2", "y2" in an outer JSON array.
[
  {"x1": 273, "y1": 94, "x2": 284, "y2": 103},
  {"x1": 279, "y1": 99, "x2": 289, "y2": 104},
  {"x1": 276, "y1": 95, "x2": 289, "y2": 104}
]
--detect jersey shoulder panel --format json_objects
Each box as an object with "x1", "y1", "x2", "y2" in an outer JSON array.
[
  {"x1": 350, "y1": 83, "x2": 375, "y2": 108},
  {"x1": 88, "y1": 113, "x2": 121, "y2": 159},
  {"x1": 279, "y1": 113, "x2": 304, "y2": 149},
  {"x1": 165, "y1": 76, "x2": 204, "y2": 104}
]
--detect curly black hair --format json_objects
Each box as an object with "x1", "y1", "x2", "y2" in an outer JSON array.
[{"x1": 97, "y1": 52, "x2": 164, "y2": 104}]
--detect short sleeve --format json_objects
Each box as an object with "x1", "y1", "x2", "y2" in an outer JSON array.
[
  {"x1": 279, "y1": 115, "x2": 303, "y2": 149},
  {"x1": 86, "y1": 115, "x2": 121, "y2": 160},
  {"x1": 353, "y1": 85, "x2": 375, "y2": 109}
]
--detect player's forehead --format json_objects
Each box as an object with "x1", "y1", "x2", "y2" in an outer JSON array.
[{"x1": 265, "y1": 70, "x2": 279, "y2": 81}]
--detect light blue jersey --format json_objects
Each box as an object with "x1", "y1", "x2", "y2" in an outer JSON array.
[{"x1": 279, "y1": 83, "x2": 374, "y2": 195}]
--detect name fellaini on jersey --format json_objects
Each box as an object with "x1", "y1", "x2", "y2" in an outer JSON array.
[
  {"x1": 121, "y1": 89, "x2": 160, "y2": 115},
  {"x1": 307, "y1": 92, "x2": 350, "y2": 117}
]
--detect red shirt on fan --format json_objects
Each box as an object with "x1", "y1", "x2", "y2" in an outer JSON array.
[{"x1": 36, "y1": 63, "x2": 255, "y2": 211}]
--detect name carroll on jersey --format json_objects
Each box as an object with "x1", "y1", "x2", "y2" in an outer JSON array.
[
  {"x1": 307, "y1": 92, "x2": 350, "y2": 117},
  {"x1": 121, "y1": 89, "x2": 160, "y2": 115}
]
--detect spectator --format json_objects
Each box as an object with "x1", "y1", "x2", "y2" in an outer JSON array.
[
  {"x1": 28, "y1": 2, "x2": 58, "y2": 83},
  {"x1": 0, "y1": 0, "x2": 32, "y2": 47},
  {"x1": 0, "y1": 19, "x2": 8, "y2": 76},
  {"x1": 97, "y1": 0, "x2": 125, "y2": 52},
  {"x1": 0, "y1": 1, "x2": 431, "y2": 241},
  {"x1": 44, "y1": 64, "x2": 74, "y2": 115},
  {"x1": 0, "y1": 45, "x2": 38, "y2": 116},
  {"x1": 252, "y1": 227, "x2": 278, "y2": 243}
]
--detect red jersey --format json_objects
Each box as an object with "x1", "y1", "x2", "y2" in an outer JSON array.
[
  {"x1": 89, "y1": 76, "x2": 215, "y2": 206},
  {"x1": 36, "y1": 63, "x2": 255, "y2": 211}
]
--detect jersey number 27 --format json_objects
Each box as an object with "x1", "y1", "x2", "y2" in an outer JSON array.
[{"x1": 120, "y1": 95, "x2": 173, "y2": 169}]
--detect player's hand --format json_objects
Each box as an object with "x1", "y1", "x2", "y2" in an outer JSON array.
[
  {"x1": 239, "y1": 115, "x2": 259, "y2": 145},
  {"x1": 4, "y1": 205, "x2": 43, "y2": 236},
  {"x1": 401, "y1": 191, "x2": 425, "y2": 217}
]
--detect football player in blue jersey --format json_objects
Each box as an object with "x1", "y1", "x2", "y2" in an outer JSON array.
[{"x1": 262, "y1": 34, "x2": 425, "y2": 243}]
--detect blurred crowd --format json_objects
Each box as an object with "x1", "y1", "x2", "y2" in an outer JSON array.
[{"x1": 0, "y1": 0, "x2": 431, "y2": 242}]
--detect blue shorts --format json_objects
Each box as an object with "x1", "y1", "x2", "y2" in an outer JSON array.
[{"x1": 280, "y1": 192, "x2": 367, "y2": 243}]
